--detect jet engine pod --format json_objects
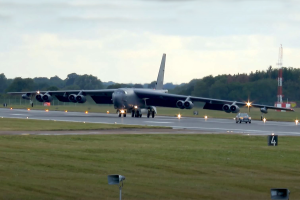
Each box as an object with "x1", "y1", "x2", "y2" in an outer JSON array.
[
  {"x1": 230, "y1": 105, "x2": 240, "y2": 113},
  {"x1": 176, "y1": 100, "x2": 185, "y2": 109},
  {"x1": 36, "y1": 94, "x2": 44, "y2": 102},
  {"x1": 22, "y1": 94, "x2": 31, "y2": 100},
  {"x1": 68, "y1": 94, "x2": 77, "y2": 103},
  {"x1": 260, "y1": 107, "x2": 268, "y2": 114},
  {"x1": 42, "y1": 94, "x2": 53, "y2": 102},
  {"x1": 222, "y1": 104, "x2": 231, "y2": 113},
  {"x1": 107, "y1": 175, "x2": 126, "y2": 185},
  {"x1": 75, "y1": 95, "x2": 86, "y2": 103},
  {"x1": 184, "y1": 101, "x2": 194, "y2": 109}
]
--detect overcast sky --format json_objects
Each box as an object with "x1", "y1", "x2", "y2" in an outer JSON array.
[{"x1": 0, "y1": 0, "x2": 299, "y2": 84}]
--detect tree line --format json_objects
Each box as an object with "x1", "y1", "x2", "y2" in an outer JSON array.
[
  {"x1": 1, "y1": 66, "x2": 300, "y2": 105},
  {"x1": 169, "y1": 66, "x2": 300, "y2": 105}
]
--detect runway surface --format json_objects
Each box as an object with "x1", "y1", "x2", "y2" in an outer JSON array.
[{"x1": 1, "y1": 108, "x2": 300, "y2": 136}]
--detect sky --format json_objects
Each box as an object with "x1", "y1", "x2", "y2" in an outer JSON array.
[{"x1": 0, "y1": 0, "x2": 299, "y2": 84}]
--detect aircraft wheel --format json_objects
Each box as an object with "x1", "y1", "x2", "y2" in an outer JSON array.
[
  {"x1": 239, "y1": 121, "x2": 241, "y2": 123},
  {"x1": 135, "y1": 110, "x2": 140, "y2": 118},
  {"x1": 246, "y1": 122, "x2": 248, "y2": 124},
  {"x1": 249, "y1": 121, "x2": 251, "y2": 124},
  {"x1": 131, "y1": 110, "x2": 135, "y2": 117},
  {"x1": 124, "y1": 114, "x2": 126, "y2": 117},
  {"x1": 147, "y1": 112, "x2": 150, "y2": 118},
  {"x1": 140, "y1": 114, "x2": 142, "y2": 118},
  {"x1": 152, "y1": 111, "x2": 155, "y2": 118},
  {"x1": 118, "y1": 113, "x2": 121, "y2": 117},
  {"x1": 236, "y1": 121, "x2": 238, "y2": 123}
]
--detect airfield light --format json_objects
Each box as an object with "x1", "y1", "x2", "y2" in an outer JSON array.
[
  {"x1": 27, "y1": 108, "x2": 30, "y2": 111},
  {"x1": 84, "y1": 122, "x2": 85, "y2": 123},
  {"x1": 85, "y1": 111, "x2": 88, "y2": 114},
  {"x1": 65, "y1": 110, "x2": 68, "y2": 113},
  {"x1": 26, "y1": 117, "x2": 28, "y2": 119},
  {"x1": 178, "y1": 114, "x2": 181, "y2": 119},
  {"x1": 107, "y1": 111, "x2": 110, "y2": 114},
  {"x1": 45, "y1": 109, "x2": 49, "y2": 112},
  {"x1": 10, "y1": 107, "x2": 12, "y2": 110},
  {"x1": 296, "y1": 120, "x2": 299, "y2": 125},
  {"x1": 272, "y1": 133, "x2": 274, "y2": 136},
  {"x1": 263, "y1": 118, "x2": 266, "y2": 123}
]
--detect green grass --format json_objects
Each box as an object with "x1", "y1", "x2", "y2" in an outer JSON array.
[
  {"x1": 0, "y1": 118, "x2": 169, "y2": 131},
  {"x1": 0, "y1": 134, "x2": 299, "y2": 200},
  {"x1": 4, "y1": 104, "x2": 300, "y2": 122}
]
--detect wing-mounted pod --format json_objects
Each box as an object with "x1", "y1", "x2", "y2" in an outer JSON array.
[
  {"x1": 42, "y1": 93, "x2": 53, "y2": 102},
  {"x1": 76, "y1": 95, "x2": 86, "y2": 103},
  {"x1": 36, "y1": 94, "x2": 44, "y2": 102},
  {"x1": 184, "y1": 101, "x2": 194, "y2": 109},
  {"x1": 68, "y1": 94, "x2": 77, "y2": 103},
  {"x1": 68, "y1": 91, "x2": 86, "y2": 103},
  {"x1": 22, "y1": 93, "x2": 31, "y2": 100},
  {"x1": 230, "y1": 105, "x2": 240, "y2": 113},
  {"x1": 229, "y1": 102, "x2": 240, "y2": 113},
  {"x1": 222, "y1": 104, "x2": 231, "y2": 113},
  {"x1": 260, "y1": 107, "x2": 268, "y2": 114},
  {"x1": 176, "y1": 100, "x2": 185, "y2": 109}
]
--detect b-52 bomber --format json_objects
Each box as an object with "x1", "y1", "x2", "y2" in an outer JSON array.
[{"x1": 8, "y1": 54, "x2": 294, "y2": 118}]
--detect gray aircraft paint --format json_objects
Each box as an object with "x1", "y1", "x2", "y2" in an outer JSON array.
[{"x1": 155, "y1": 53, "x2": 166, "y2": 90}]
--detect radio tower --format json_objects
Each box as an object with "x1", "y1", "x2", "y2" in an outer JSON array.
[{"x1": 277, "y1": 44, "x2": 283, "y2": 103}]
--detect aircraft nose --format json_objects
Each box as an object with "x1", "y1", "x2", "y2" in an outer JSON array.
[{"x1": 113, "y1": 92, "x2": 125, "y2": 109}]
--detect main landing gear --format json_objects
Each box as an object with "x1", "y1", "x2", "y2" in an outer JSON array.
[
  {"x1": 131, "y1": 110, "x2": 142, "y2": 118},
  {"x1": 118, "y1": 110, "x2": 126, "y2": 117},
  {"x1": 147, "y1": 110, "x2": 155, "y2": 118}
]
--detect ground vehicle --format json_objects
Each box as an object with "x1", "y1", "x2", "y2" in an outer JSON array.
[{"x1": 235, "y1": 113, "x2": 251, "y2": 123}]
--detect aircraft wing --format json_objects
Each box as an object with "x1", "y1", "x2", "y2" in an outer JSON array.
[
  {"x1": 134, "y1": 90, "x2": 294, "y2": 112},
  {"x1": 8, "y1": 89, "x2": 116, "y2": 104}
]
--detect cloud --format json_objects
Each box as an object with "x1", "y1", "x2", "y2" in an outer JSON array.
[
  {"x1": 2, "y1": 31, "x2": 298, "y2": 84},
  {"x1": 0, "y1": 14, "x2": 11, "y2": 20}
]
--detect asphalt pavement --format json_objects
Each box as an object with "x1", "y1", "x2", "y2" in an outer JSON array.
[{"x1": 1, "y1": 108, "x2": 300, "y2": 136}]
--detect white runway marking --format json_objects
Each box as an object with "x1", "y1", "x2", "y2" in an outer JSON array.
[
  {"x1": 144, "y1": 121, "x2": 174, "y2": 124},
  {"x1": 11, "y1": 114, "x2": 26, "y2": 116}
]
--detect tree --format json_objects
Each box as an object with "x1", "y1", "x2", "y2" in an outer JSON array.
[
  {"x1": 6, "y1": 78, "x2": 35, "y2": 92},
  {"x1": 0, "y1": 73, "x2": 8, "y2": 93}
]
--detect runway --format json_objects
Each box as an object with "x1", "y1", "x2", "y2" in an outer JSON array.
[{"x1": 1, "y1": 108, "x2": 300, "y2": 136}]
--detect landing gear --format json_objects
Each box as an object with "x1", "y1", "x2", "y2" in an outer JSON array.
[
  {"x1": 152, "y1": 111, "x2": 155, "y2": 118},
  {"x1": 132, "y1": 110, "x2": 135, "y2": 117},
  {"x1": 135, "y1": 110, "x2": 140, "y2": 118},
  {"x1": 118, "y1": 110, "x2": 126, "y2": 117},
  {"x1": 147, "y1": 110, "x2": 150, "y2": 118}
]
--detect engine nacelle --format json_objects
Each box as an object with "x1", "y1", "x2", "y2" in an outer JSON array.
[
  {"x1": 230, "y1": 105, "x2": 240, "y2": 113},
  {"x1": 68, "y1": 94, "x2": 77, "y2": 103},
  {"x1": 222, "y1": 104, "x2": 231, "y2": 113},
  {"x1": 75, "y1": 95, "x2": 86, "y2": 103},
  {"x1": 22, "y1": 94, "x2": 30, "y2": 100},
  {"x1": 260, "y1": 107, "x2": 268, "y2": 114},
  {"x1": 42, "y1": 94, "x2": 53, "y2": 102},
  {"x1": 176, "y1": 100, "x2": 185, "y2": 109},
  {"x1": 36, "y1": 94, "x2": 44, "y2": 102},
  {"x1": 184, "y1": 101, "x2": 194, "y2": 109}
]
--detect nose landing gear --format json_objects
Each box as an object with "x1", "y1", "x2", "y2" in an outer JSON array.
[{"x1": 118, "y1": 110, "x2": 127, "y2": 117}]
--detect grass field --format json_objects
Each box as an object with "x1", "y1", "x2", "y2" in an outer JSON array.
[
  {"x1": 4, "y1": 103, "x2": 300, "y2": 122},
  {"x1": 0, "y1": 134, "x2": 299, "y2": 200},
  {"x1": 0, "y1": 118, "x2": 169, "y2": 131}
]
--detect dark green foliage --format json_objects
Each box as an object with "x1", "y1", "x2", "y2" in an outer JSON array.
[
  {"x1": 5, "y1": 77, "x2": 35, "y2": 92},
  {"x1": 171, "y1": 67, "x2": 300, "y2": 105}
]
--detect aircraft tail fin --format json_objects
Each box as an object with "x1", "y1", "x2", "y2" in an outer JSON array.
[{"x1": 155, "y1": 53, "x2": 166, "y2": 90}]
